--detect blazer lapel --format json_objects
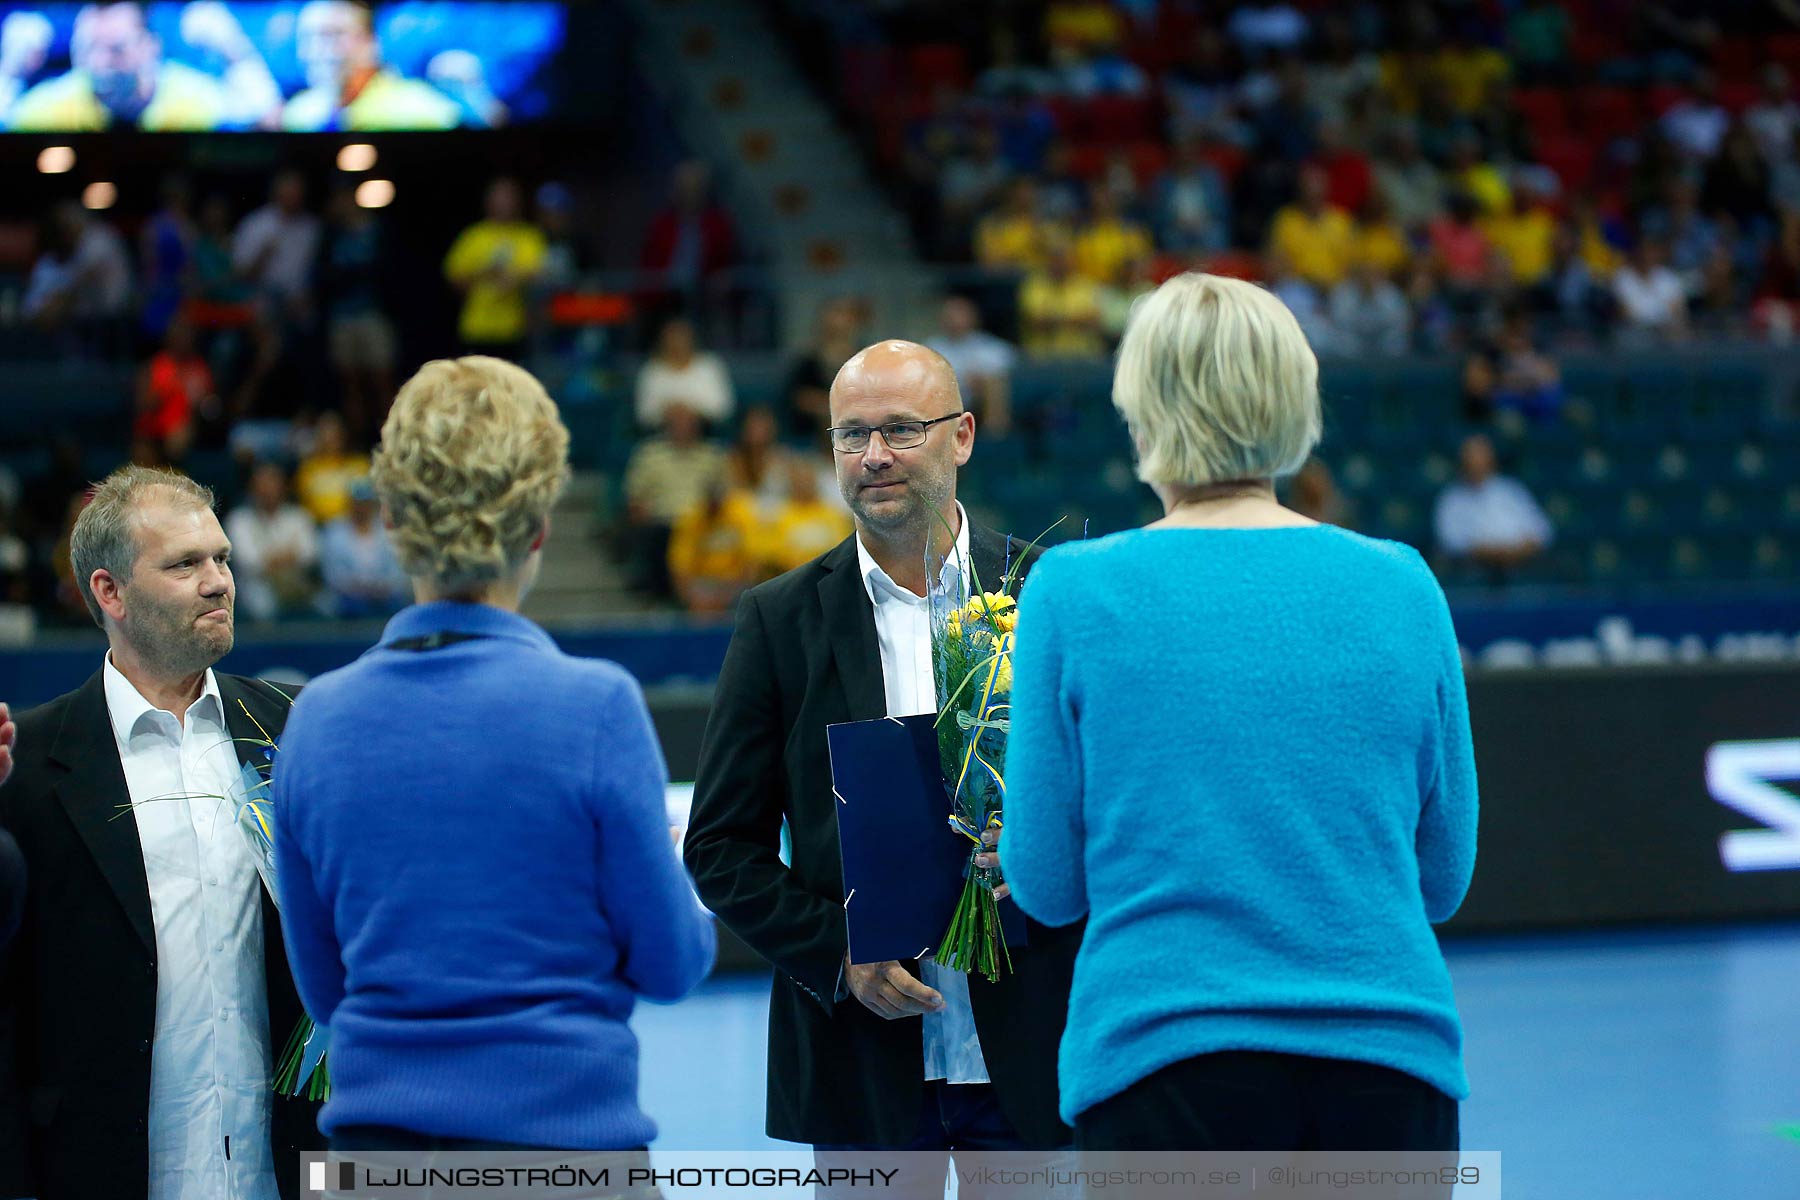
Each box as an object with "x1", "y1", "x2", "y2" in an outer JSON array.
[
  {"x1": 49, "y1": 672, "x2": 156, "y2": 959},
  {"x1": 967, "y1": 524, "x2": 1012, "y2": 594},
  {"x1": 816, "y1": 537, "x2": 888, "y2": 723},
  {"x1": 218, "y1": 675, "x2": 288, "y2": 779}
]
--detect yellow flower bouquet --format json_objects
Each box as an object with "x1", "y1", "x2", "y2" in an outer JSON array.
[{"x1": 928, "y1": 525, "x2": 1053, "y2": 981}]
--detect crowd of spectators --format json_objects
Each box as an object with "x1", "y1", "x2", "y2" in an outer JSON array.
[{"x1": 861, "y1": 0, "x2": 1800, "y2": 355}]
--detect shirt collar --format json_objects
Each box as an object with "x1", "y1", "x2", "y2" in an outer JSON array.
[
  {"x1": 855, "y1": 501, "x2": 971, "y2": 608},
  {"x1": 377, "y1": 600, "x2": 557, "y2": 653},
  {"x1": 102, "y1": 652, "x2": 225, "y2": 742}
]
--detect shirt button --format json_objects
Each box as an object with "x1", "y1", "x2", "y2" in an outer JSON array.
[
  {"x1": 207, "y1": 877, "x2": 219, "y2": 887},
  {"x1": 138, "y1": 1039, "x2": 149, "y2": 1054}
]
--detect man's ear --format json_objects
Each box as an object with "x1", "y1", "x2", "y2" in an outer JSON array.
[
  {"x1": 954, "y1": 410, "x2": 976, "y2": 467},
  {"x1": 91, "y1": 569, "x2": 126, "y2": 624},
  {"x1": 529, "y1": 517, "x2": 549, "y2": 554}
]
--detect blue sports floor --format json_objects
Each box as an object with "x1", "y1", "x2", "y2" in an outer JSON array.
[{"x1": 630, "y1": 922, "x2": 1800, "y2": 1200}]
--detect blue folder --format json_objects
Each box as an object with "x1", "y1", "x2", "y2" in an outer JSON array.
[{"x1": 828, "y1": 714, "x2": 1027, "y2": 965}]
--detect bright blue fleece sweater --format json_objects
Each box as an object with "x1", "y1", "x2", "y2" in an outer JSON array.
[
  {"x1": 1001, "y1": 527, "x2": 1478, "y2": 1124},
  {"x1": 273, "y1": 602, "x2": 716, "y2": 1148}
]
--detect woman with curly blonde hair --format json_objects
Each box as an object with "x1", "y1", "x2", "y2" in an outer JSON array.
[{"x1": 272, "y1": 357, "x2": 715, "y2": 1157}]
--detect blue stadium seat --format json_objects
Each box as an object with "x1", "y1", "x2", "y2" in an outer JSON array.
[
  {"x1": 1319, "y1": 371, "x2": 1379, "y2": 443},
  {"x1": 1749, "y1": 533, "x2": 1795, "y2": 581}
]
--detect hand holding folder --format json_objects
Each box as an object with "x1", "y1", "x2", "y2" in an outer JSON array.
[{"x1": 829, "y1": 714, "x2": 1026, "y2": 966}]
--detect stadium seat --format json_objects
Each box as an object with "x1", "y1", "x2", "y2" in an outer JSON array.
[
  {"x1": 1513, "y1": 88, "x2": 1568, "y2": 137},
  {"x1": 1574, "y1": 86, "x2": 1643, "y2": 144}
]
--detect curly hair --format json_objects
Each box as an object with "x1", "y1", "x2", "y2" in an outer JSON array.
[{"x1": 371, "y1": 356, "x2": 571, "y2": 593}]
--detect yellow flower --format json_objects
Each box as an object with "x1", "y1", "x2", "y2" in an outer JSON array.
[
  {"x1": 993, "y1": 608, "x2": 1017, "y2": 635},
  {"x1": 993, "y1": 655, "x2": 1013, "y2": 694},
  {"x1": 961, "y1": 591, "x2": 1017, "y2": 625},
  {"x1": 944, "y1": 610, "x2": 962, "y2": 640}
]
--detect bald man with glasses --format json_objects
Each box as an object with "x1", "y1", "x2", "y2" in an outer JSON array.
[{"x1": 684, "y1": 341, "x2": 1080, "y2": 1168}]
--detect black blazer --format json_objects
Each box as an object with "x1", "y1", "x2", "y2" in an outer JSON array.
[
  {"x1": 0, "y1": 670, "x2": 324, "y2": 1200},
  {"x1": 0, "y1": 832, "x2": 20, "y2": 951},
  {"x1": 684, "y1": 526, "x2": 1080, "y2": 1148}
]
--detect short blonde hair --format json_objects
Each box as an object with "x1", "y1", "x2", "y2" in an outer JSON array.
[
  {"x1": 372, "y1": 356, "x2": 571, "y2": 591},
  {"x1": 69, "y1": 465, "x2": 216, "y2": 628},
  {"x1": 1112, "y1": 273, "x2": 1321, "y2": 488}
]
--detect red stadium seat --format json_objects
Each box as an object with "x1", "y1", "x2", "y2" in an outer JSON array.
[
  {"x1": 1200, "y1": 140, "x2": 1249, "y2": 185},
  {"x1": 1536, "y1": 134, "x2": 1598, "y2": 193},
  {"x1": 1086, "y1": 95, "x2": 1157, "y2": 142},
  {"x1": 1201, "y1": 249, "x2": 1264, "y2": 282},
  {"x1": 1719, "y1": 81, "x2": 1759, "y2": 115},
  {"x1": 1129, "y1": 141, "x2": 1170, "y2": 187},
  {"x1": 1770, "y1": 33, "x2": 1800, "y2": 71},
  {"x1": 906, "y1": 44, "x2": 970, "y2": 91},
  {"x1": 1069, "y1": 143, "x2": 1109, "y2": 181},
  {"x1": 1513, "y1": 87, "x2": 1568, "y2": 137},
  {"x1": 1575, "y1": 86, "x2": 1643, "y2": 144},
  {"x1": 1711, "y1": 36, "x2": 1759, "y2": 78},
  {"x1": 1646, "y1": 83, "x2": 1684, "y2": 117},
  {"x1": 1572, "y1": 27, "x2": 1625, "y2": 69},
  {"x1": 1046, "y1": 95, "x2": 1088, "y2": 139}
]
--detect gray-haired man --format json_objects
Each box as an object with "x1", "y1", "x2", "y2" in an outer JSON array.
[{"x1": 0, "y1": 465, "x2": 322, "y2": 1200}]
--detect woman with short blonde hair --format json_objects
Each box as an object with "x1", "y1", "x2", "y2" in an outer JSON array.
[
  {"x1": 372, "y1": 355, "x2": 571, "y2": 597},
  {"x1": 273, "y1": 356, "x2": 714, "y2": 1159},
  {"x1": 999, "y1": 274, "x2": 1477, "y2": 1153},
  {"x1": 1111, "y1": 271, "x2": 1322, "y2": 492}
]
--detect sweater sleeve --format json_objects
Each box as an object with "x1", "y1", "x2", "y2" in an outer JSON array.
[
  {"x1": 271, "y1": 704, "x2": 348, "y2": 1025},
  {"x1": 593, "y1": 671, "x2": 717, "y2": 1002},
  {"x1": 1417, "y1": 585, "x2": 1479, "y2": 923},
  {"x1": 998, "y1": 556, "x2": 1089, "y2": 926}
]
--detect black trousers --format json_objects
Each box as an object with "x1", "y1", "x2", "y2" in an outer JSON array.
[{"x1": 1075, "y1": 1051, "x2": 1459, "y2": 1152}]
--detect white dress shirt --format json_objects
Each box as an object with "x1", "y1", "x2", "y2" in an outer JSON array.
[
  {"x1": 854, "y1": 504, "x2": 992, "y2": 1086},
  {"x1": 104, "y1": 657, "x2": 278, "y2": 1200},
  {"x1": 1433, "y1": 476, "x2": 1554, "y2": 557}
]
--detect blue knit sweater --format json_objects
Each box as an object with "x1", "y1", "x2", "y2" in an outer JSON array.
[
  {"x1": 1001, "y1": 526, "x2": 1478, "y2": 1124},
  {"x1": 273, "y1": 602, "x2": 715, "y2": 1148}
]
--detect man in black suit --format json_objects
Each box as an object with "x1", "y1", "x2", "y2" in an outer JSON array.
[
  {"x1": 0, "y1": 466, "x2": 323, "y2": 1200},
  {"x1": 684, "y1": 341, "x2": 1079, "y2": 1160}
]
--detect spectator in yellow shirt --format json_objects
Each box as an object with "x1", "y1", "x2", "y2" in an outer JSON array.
[
  {"x1": 762, "y1": 462, "x2": 853, "y2": 575},
  {"x1": 976, "y1": 179, "x2": 1067, "y2": 272},
  {"x1": 1267, "y1": 165, "x2": 1357, "y2": 288},
  {"x1": 1482, "y1": 194, "x2": 1557, "y2": 287},
  {"x1": 667, "y1": 482, "x2": 759, "y2": 615},
  {"x1": 1350, "y1": 194, "x2": 1414, "y2": 279},
  {"x1": 294, "y1": 412, "x2": 372, "y2": 525},
  {"x1": 1432, "y1": 28, "x2": 1510, "y2": 115},
  {"x1": 1073, "y1": 183, "x2": 1155, "y2": 285},
  {"x1": 1020, "y1": 239, "x2": 1105, "y2": 357},
  {"x1": 1570, "y1": 197, "x2": 1624, "y2": 277},
  {"x1": 443, "y1": 178, "x2": 547, "y2": 359},
  {"x1": 1377, "y1": 44, "x2": 1433, "y2": 116},
  {"x1": 1045, "y1": 0, "x2": 1126, "y2": 57},
  {"x1": 1449, "y1": 134, "x2": 1510, "y2": 216}
]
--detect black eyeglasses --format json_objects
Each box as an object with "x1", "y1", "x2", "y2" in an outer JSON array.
[{"x1": 827, "y1": 413, "x2": 963, "y2": 454}]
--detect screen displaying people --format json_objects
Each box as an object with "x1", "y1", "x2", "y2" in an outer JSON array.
[{"x1": 0, "y1": 0, "x2": 563, "y2": 130}]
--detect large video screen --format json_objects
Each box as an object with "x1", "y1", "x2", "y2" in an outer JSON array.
[{"x1": 0, "y1": 1, "x2": 564, "y2": 132}]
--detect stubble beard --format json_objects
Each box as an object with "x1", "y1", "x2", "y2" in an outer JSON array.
[{"x1": 125, "y1": 597, "x2": 234, "y2": 681}]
